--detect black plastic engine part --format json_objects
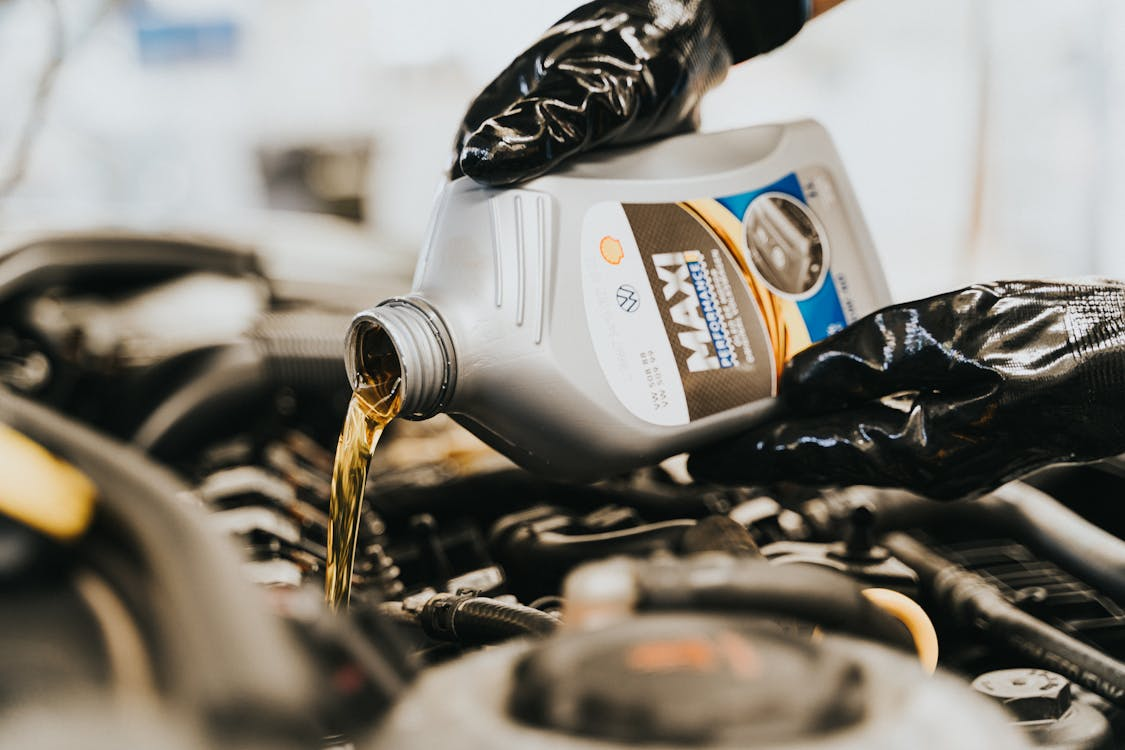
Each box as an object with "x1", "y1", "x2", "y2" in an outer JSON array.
[
  {"x1": 372, "y1": 467, "x2": 734, "y2": 522},
  {"x1": 759, "y1": 501, "x2": 917, "y2": 593},
  {"x1": 679, "y1": 515, "x2": 762, "y2": 557},
  {"x1": 490, "y1": 505, "x2": 697, "y2": 598},
  {"x1": 277, "y1": 587, "x2": 416, "y2": 740},
  {"x1": 885, "y1": 533, "x2": 1125, "y2": 707},
  {"x1": 830, "y1": 483, "x2": 1125, "y2": 604},
  {"x1": 930, "y1": 538, "x2": 1125, "y2": 663},
  {"x1": 197, "y1": 462, "x2": 404, "y2": 598},
  {"x1": 495, "y1": 516, "x2": 696, "y2": 569},
  {"x1": 370, "y1": 614, "x2": 1028, "y2": 749},
  {"x1": 625, "y1": 556, "x2": 915, "y2": 653},
  {"x1": 512, "y1": 616, "x2": 864, "y2": 744}
]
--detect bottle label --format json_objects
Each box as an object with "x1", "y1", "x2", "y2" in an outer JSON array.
[{"x1": 581, "y1": 169, "x2": 864, "y2": 426}]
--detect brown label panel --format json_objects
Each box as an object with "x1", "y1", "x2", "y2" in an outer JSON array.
[{"x1": 623, "y1": 203, "x2": 774, "y2": 420}]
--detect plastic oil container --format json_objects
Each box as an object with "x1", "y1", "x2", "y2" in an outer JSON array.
[{"x1": 346, "y1": 120, "x2": 891, "y2": 480}]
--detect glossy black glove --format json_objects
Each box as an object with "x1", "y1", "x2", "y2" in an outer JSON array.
[
  {"x1": 689, "y1": 280, "x2": 1125, "y2": 499},
  {"x1": 453, "y1": 0, "x2": 809, "y2": 186}
]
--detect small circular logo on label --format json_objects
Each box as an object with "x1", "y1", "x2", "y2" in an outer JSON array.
[
  {"x1": 616, "y1": 284, "x2": 640, "y2": 313},
  {"x1": 600, "y1": 235, "x2": 625, "y2": 265}
]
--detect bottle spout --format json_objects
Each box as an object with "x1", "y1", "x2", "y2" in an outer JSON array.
[{"x1": 345, "y1": 297, "x2": 455, "y2": 420}]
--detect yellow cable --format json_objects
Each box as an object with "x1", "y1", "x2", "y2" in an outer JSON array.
[
  {"x1": 0, "y1": 423, "x2": 96, "y2": 542},
  {"x1": 863, "y1": 587, "x2": 939, "y2": 675}
]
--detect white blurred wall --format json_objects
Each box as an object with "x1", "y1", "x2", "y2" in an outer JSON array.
[{"x1": 0, "y1": 0, "x2": 1122, "y2": 300}]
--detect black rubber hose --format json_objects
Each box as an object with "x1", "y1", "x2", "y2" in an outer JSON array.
[
  {"x1": 249, "y1": 309, "x2": 350, "y2": 389},
  {"x1": 884, "y1": 532, "x2": 1125, "y2": 706},
  {"x1": 132, "y1": 309, "x2": 350, "y2": 458},
  {"x1": 132, "y1": 342, "x2": 265, "y2": 457},
  {"x1": 420, "y1": 593, "x2": 559, "y2": 645},
  {"x1": 632, "y1": 557, "x2": 915, "y2": 653},
  {"x1": 0, "y1": 233, "x2": 262, "y2": 303},
  {"x1": 843, "y1": 482, "x2": 1125, "y2": 603},
  {"x1": 982, "y1": 482, "x2": 1125, "y2": 603},
  {"x1": 0, "y1": 387, "x2": 319, "y2": 742}
]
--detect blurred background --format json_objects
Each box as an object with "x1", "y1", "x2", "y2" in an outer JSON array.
[{"x1": 1, "y1": 0, "x2": 1123, "y2": 301}]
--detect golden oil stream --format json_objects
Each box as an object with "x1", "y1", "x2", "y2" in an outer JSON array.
[{"x1": 326, "y1": 331, "x2": 402, "y2": 612}]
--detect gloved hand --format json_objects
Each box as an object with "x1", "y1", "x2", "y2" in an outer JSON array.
[
  {"x1": 452, "y1": 0, "x2": 810, "y2": 186},
  {"x1": 689, "y1": 280, "x2": 1125, "y2": 499}
]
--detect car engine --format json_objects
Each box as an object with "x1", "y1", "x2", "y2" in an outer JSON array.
[{"x1": 1, "y1": 232, "x2": 1123, "y2": 750}]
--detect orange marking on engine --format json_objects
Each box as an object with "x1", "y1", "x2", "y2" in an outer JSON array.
[{"x1": 626, "y1": 638, "x2": 718, "y2": 673}]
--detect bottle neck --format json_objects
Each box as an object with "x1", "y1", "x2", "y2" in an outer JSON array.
[{"x1": 346, "y1": 297, "x2": 455, "y2": 420}]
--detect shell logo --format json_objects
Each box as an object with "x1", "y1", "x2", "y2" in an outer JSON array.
[{"x1": 600, "y1": 235, "x2": 625, "y2": 265}]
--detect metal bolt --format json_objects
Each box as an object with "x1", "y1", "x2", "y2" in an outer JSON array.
[{"x1": 971, "y1": 668, "x2": 1072, "y2": 722}]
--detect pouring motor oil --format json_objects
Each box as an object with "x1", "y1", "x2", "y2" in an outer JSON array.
[{"x1": 328, "y1": 120, "x2": 891, "y2": 607}]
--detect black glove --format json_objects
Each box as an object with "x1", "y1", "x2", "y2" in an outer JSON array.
[
  {"x1": 452, "y1": 0, "x2": 809, "y2": 186},
  {"x1": 689, "y1": 280, "x2": 1125, "y2": 499}
]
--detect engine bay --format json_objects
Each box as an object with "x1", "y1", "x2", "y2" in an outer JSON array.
[{"x1": 2, "y1": 232, "x2": 1124, "y2": 750}]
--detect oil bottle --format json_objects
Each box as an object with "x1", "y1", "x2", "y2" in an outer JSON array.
[{"x1": 346, "y1": 120, "x2": 891, "y2": 482}]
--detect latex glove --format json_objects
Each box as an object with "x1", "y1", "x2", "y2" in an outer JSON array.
[
  {"x1": 689, "y1": 281, "x2": 1125, "y2": 499},
  {"x1": 452, "y1": 0, "x2": 809, "y2": 186}
]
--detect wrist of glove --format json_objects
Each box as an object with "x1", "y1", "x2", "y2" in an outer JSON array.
[
  {"x1": 452, "y1": 0, "x2": 809, "y2": 186},
  {"x1": 688, "y1": 280, "x2": 1125, "y2": 499}
]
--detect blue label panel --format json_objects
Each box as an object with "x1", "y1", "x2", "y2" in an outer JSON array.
[{"x1": 716, "y1": 173, "x2": 846, "y2": 342}]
